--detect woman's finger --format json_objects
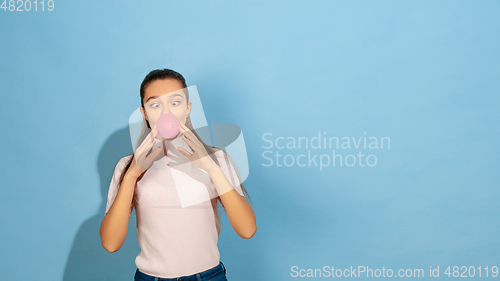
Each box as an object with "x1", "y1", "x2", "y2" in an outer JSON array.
[
  {"x1": 180, "y1": 123, "x2": 197, "y2": 142},
  {"x1": 137, "y1": 126, "x2": 158, "y2": 156},
  {"x1": 136, "y1": 127, "x2": 158, "y2": 159},
  {"x1": 136, "y1": 126, "x2": 156, "y2": 154},
  {"x1": 178, "y1": 146, "x2": 192, "y2": 158},
  {"x1": 182, "y1": 135, "x2": 197, "y2": 154},
  {"x1": 180, "y1": 125, "x2": 203, "y2": 150},
  {"x1": 144, "y1": 146, "x2": 162, "y2": 162}
]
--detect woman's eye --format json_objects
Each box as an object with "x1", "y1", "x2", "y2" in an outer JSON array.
[
  {"x1": 172, "y1": 101, "x2": 180, "y2": 106},
  {"x1": 150, "y1": 103, "x2": 159, "y2": 108}
]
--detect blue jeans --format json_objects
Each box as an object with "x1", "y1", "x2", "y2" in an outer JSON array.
[{"x1": 134, "y1": 261, "x2": 228, "y2": 281}]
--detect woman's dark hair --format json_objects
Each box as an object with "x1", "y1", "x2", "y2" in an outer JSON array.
[{"x1": 116, "y1": 68, "x2": 251, "y2": 218}]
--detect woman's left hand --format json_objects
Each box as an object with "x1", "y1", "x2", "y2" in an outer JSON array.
[{"x1": 178, "y1": 122, "x2": 218, "y2": 173}]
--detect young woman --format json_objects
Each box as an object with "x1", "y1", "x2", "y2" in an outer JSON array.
[{"x1": 99, "y1": 69, "x2": 257, "y2": 281}]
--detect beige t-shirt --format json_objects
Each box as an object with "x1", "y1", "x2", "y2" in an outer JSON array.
[{"x1": 105, "y1": 136, "x2": 244, "y2": 278}]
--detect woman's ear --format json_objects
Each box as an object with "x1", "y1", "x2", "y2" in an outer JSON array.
[
  {"x1": 186, "y1": 101, "x2": 192, "y2": 117},
  {"x1": 140, "y1": 106, "x2": 148, "y2": 122}
]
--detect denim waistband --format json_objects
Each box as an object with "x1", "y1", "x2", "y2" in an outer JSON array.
[{"x1": 135, "y1": 261, "x2": 226, "y2": 281}]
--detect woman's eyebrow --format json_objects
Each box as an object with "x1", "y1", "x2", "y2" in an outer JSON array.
[{"x1": 146, "y1": 93, "x2": 183, "y2": 102}]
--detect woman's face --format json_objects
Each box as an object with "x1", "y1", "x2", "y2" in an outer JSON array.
[{"x1": 140, "y1": 78, "x2": 192, "y2": 140}]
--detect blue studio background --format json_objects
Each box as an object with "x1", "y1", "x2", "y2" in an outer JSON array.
[{"x1": 1, "y1": 1, "x2": 499, "y2": 280}]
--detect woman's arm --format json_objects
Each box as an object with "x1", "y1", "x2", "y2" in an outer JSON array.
[
  {"x1": 99, "y1": 172, "x2": 138, "y2": 252},
  {"x1": 176, "y1": 122, "x2": 256, "y2": 238},
  {"x1": 207, "y1": 165, "x2": 257, "y2": 239}
]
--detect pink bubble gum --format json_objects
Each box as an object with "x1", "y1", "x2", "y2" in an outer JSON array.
[{"x1": 156, "y1": 113, "x2": 180, "y2": 139}]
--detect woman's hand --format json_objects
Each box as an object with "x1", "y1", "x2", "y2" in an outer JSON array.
[
  {"x1": 178, "y1": 122, "x2": 218, "y2": 173},
  {"x1": 128, "y1": 125, "x2": 162, "y2": 178}
]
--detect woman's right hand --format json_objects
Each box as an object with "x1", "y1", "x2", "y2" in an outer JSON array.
[{"x1": 127, "y1": 125, "x2": 162, "y2": 178}]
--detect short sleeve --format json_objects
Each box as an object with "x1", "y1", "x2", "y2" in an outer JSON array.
[
  {"x1": 215, "y1": 150, "x2": 245, "y2": 197},
  {"x1": 105, "y1": 156, "x2": 134, "y2": 217}
]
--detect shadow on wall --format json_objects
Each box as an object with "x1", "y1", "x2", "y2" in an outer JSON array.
[{"x1": 63, "y1": 127, "x2": 140, "y2": 281}]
